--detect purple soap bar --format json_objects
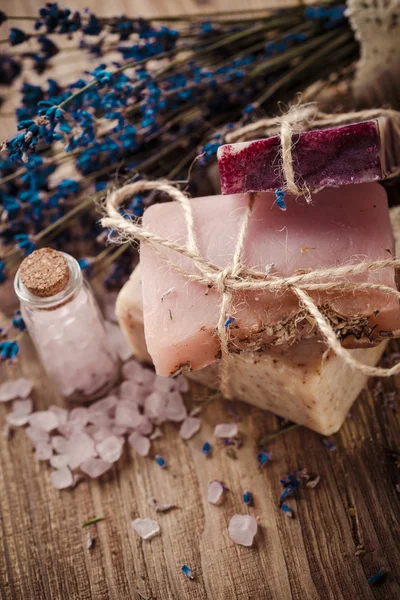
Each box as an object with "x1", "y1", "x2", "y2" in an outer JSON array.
[{"x1": 217, "y1": 119, "x2": 398, "y2": 194}]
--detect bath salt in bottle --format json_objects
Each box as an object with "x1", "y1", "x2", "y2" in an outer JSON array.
[{"x1": 14, "y1": 248, "x2": 119, "y2": 401}]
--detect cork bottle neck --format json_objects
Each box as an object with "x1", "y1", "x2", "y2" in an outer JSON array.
[{"x1": 14, "y1": 250, "x2": 83, "y2": 309}]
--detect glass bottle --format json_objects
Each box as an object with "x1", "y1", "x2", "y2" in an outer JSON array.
[{"x1": 14, "y1": 248, "x2": 119, "y2": 401}]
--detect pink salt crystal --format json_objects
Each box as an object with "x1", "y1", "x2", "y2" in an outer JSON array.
[
  {"x1": 25, "y1": 426, "x2": 50, "y2": 446},
  {"x1": 144, "y1": 391, "x2": 166, "y2": 423},
  {"x1": 95, "y1": 436, "x2": 124, "y2": 463},
  {"x1": 89, "y1": 426, "x2": 113, "y2": 443},
  {"x1": 132, "y1": 517, "x2": 160, "y2": 540},
  {"x1": 214, "y1": 423, "x2": 238, "y2": 439},
  {"x1": 52, "y1": 435, "x2": 69, "y2": 454},
  {"x1": 153, "y1": 376, "x2": 176, "y2": 393},
  {"x1": 35, "y1": 442, "x2": 53, "y2": 461},
  {"x1": 207, "y1": 481, "x2": 225, "y2": 505},
  {"x1": 88, "y1": 395, "x2": 118, "y2": 418},
  {"x1": 228, "y1": 514, "x2": 258, "y2": 547},
  {"x1": 111, "y1": 424, "x2": 129, "y2": 437},
  {"x1": 51, "y1": 466, "x2": 73, "y2": 490},
  {"x1": 115, "y1": 400, "x2": 142, "y2": 428},
  {"x1": 122, "y1": 360, "x2": 155, "y2": 386},
  {"x1": 12, "y1": 398, "x2": 32, "y2": 415},
  {"x1": 50, "y1": 454, "x2": 69, "y2": 469},
  {"x1": 179, "y1": 417, "x2": 201, "y2": 440},
  {"x1": 0, "y1": 377, "x2": 32, "y2": 402},
  {"x1": 105, "y1": 320, "x2": 133, "y2": 361},
  {"x1": 175, "y1": 375, "x2": 190, "y2": 393},
  {"x1": 67, "y1": 432, "x2": 97, "y2": 470},
  {"x1": 29, "y1": 411, "x2": 59, "y2": 432},
  {"x1": 134, "y1": 415, "x2": 153, "y2": 436},
  {"x1": 48, "y1": 405, "x2": 68, "y2": 426},
  {"x1": 164, "y1": 391, "x2": 187, "y2": 422},
  {"x1": 189, "y1": 407, "x2": 202, "y2": 417},
  {"x1": 150, "y1": 427, "x2": 163, "y2": 440},
  {"x1": 80, "y1": 457, "x2": 113, "y2": 478},
  {"x1": 140, "y1": 186, "x2": 399, "y2": 376},
  {"x1": 69, "y1": 407, "x2": 89, "y2": 429},
  {"x1": 119, "y1": 380, "x2": 147, "y2": 406},
  {"x1": 128, "y1": 431, "x2": 151, "y2": 457},
  {"x1": 6, "y1": 412, "x2": 30, "y2": 427}
]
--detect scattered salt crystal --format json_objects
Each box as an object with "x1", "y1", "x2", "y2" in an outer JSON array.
[
  {"x1": 122, "y1": 361, "x2": 155, "y2": 386},
  {"x1": 90, "y1": 426, "x2": 114, "y2": 443},
  {"x1": 214, "y1": 423, "x2": 238, "y2": 439},
  {"x1": 88, "y1": 395, "x2": 118, "y2": 417},
  {"x1": 119, "y1": 380, "x2": 144, "y2": 404},
  {"x1": 207, "y1": 481, "x2": 225, "y2": 505},
  {"x1": 132, "y1": 517, "x2": 160, "y2": 540},
  {"x1": 52, "y1": 435, "x2": 69, "y2": 454},
  {"x1": 153, "y1": 376, "x2": 175, "y2": 393},
  {"x1": 87, "y1": 532, "x2": 95, "y2": 549},
  {"x1": 228, "y1": 514, "x2": 258, "y2": 547},
  {"x1": 306, "y1": 476, "x2": 321, "y2": 489},
  {"x1": 6, "y1": 412, "x2": 31, "y2": 426},
  {"x1": 147, "y1": 497, "x2": 177, "y2": 512},
  {"x1": 29, "y1": 411, "x2": 59, "y2": 432},
  {"x1": 69, "y1": 407, "x2": 89, "y2": 429},
  {"x1": 144, "y1": 391, "x2": 166, "y2": 423},
  {"x1": 25, "y1": 426, "x2": 50, "y2": 446},
  {"x1": 51, "y1": 466, "x2": 73, "y2": 490},
  {"x1": 115, "y1": 400, "x2": 142, "y2": 428},
  {"x1": 50, "y1": 454, "x2": 69, "y2": 469},
  {"x1": 0, "y1": 377, "x2": 33, "y2": 402},
  {"x1": 48, "y1": 405, "x2": 68, "y2": 426},
  {"x1": 105, "y1": 321, "x2": 133, "y2": 361},
  {"x1": 80, "y1": 457, "x2": 113, "y2": 478},
  {"x1": 35, "y1": 442, "x2": 53, "y2": 461},
  {"x1": 67, "y1": 432, "x2": 97, "y2": 470},
  {"x1": 150, "y1": 427, "x2": 163, "y2": 440},
  {"x1": 179, "y1": 417, "x2": 201, "y2": 440},
  {"x1": 164, "y1": 391, "x2": 187, "y2": 422},
  {"x1": 95, "y1": 436, "x2": 124, "y2": 463},
  {"x1": 111, "y1": 424, "x2": 129, "y2": 437},
  {"x1": 128, "y1": 431, "x2": 150, "y2": 457},
  {"x1": 189, "y1": 406, "x2": 202, "y2": 417},
  {"x1": 174, "y1": 375, "x2": 190, "y2": 393},
  {"x1": 12, "y1": 398, "x2": 32, "y2": 415}
]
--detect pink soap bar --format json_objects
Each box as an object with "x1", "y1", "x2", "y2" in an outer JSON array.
[
  {"x1": 218, "y1": 119, "x2": 399, "y2": 194},
  {"x1": 140, "y1": 183, "x2": 399, "y2": 376}
]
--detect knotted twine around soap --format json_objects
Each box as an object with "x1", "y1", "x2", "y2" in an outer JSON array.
[
  {"x1": 102, "y1": 180, "x2": 400, "y2": 400},
  {"x1": 224, "y1": 104, "x2": 400, "y2": 202}
]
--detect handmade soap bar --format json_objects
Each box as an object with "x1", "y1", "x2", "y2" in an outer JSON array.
[
  {"x1": 138, "y1": 183, "x2": 399, "y2": 377},
  {"x1": 116, "y1": 265, "x2": 387, "y2": 434},
  {"x1": 218, "y1": 118, "x2": 399, "y2": 194}
]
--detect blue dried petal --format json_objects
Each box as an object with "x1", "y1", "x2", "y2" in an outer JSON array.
[
  {"x1": 155, "y1": 455, "x2": 165, "y2": 468},
  {"x1": 202, "y1": 441, "x2": 211, "y2": 456},
  {"x1": 224, "y1": 317, "x2": 235, "y2": 328},
  {"x1": 0, "y1": 340, "x2": 19, "y2": 361},
  {"x1": 257, "y1": 451, "x2": 272, "y2": 468},
  {"x1": 281, "y1": 503, "x2": 293, "y2": 518},
  {"x1": 243, "y1": 490, "x2": 252, "y2": 505},
  {"x1": 367, "y1": 568, "x2": 386, "y2": 585},
  {"x1": 181, "y1": 564, "x2": 194, "y2": 580}
]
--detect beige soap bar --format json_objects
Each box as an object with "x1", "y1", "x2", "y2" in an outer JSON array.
[{"x1": 116, "y1": 266, "x2": 388, "y2": 436}]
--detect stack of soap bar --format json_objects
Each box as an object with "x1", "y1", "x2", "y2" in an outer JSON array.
[
  {"x1": 217, "y1": 118, "x2": 400, "y2": 194},
  {"x1": 116, "y1": 186, "x2": 399, "y2": 434}
]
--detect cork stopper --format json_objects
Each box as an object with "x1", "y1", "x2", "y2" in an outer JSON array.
[{"x1": 19, "y1": 248, "x2": 70, "y2": 298}]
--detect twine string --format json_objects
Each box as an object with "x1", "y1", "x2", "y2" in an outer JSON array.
[{"x1": 102, "y1": 179, "x2": 400, "y2": 393}]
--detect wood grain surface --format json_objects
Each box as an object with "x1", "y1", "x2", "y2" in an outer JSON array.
[
  {"x1": 1, "y1": 331, "x2": 400, "y2": 600},
  {"x1": 1, "y1": 1, "x2": 400, "y2": 599}
]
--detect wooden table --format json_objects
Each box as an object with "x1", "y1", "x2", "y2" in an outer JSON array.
[
  {"x1": 1, "y1": 333, "x2": 400, "y2": 600},
  {"x1": 1, "y1": 0, "x2": 400, "y2": 598}
]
